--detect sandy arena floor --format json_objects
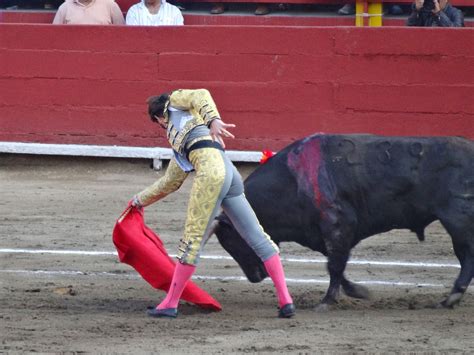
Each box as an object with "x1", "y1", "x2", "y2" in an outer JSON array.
[{"x1": 0, "y1": 154, "x2": 473, "y2": 353}]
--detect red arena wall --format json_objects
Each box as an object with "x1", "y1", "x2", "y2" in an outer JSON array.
[{"x1": 0, "y1": 24, "x2": 473, "y2": 151}]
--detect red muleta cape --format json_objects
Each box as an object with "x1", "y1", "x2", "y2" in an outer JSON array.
[{"x1": 112, "y1": 206, "x2": 221, "y2": 311}]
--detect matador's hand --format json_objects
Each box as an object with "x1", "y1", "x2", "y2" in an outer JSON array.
[
  {"x1": 129, "y1": 195, "x2": 142, "y2": 208},
  {"x1": 209, "y1": 119, "x2": 236, "y2": 149}
]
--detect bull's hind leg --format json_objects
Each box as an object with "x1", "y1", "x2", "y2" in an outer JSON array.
[
  {"x1": 438, "y1": 240, "x2": 473, "y2": 308},
  {"x1": 439, "y1": 213, "x2": 474, "y2": 308}
]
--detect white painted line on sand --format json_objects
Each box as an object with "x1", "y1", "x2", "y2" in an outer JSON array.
[
  {"x1": 285, "y1": 257, "x2": 460, "y2": 269},
  {"x1": 0, "y1": 269, "x2": 448, "y2": 288},
  {"x1": 194, "y1": 275, "x2": 446, "y2": 288},
  {"x1": 0, "y1": 248, "x2": 460, "y2": 269},
  {"x1": 0, "y1": 248, "x2": 117, "y2": 256}
]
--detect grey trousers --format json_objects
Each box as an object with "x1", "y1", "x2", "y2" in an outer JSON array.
[
  {"x1": 219, "y1": 152, "x2": 279, "y2": 261},
  {"x1": 179, "y1": 147, "x2": 278, "y2": 264}
]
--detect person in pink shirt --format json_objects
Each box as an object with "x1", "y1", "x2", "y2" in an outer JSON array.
[{"x1": 53, "y1": 0, "x2": 125, "y2": 25}]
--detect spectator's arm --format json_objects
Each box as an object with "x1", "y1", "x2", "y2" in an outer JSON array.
[
  {"x1": 174, "y1": 8, "x2": 184, "y2": 25},
  {"x1": 406, "y1": 4, "x2": 422, "y2": 26},
  {"x1": 125, "y1": 5, "x2": 139, "y2": 25},
  {"x1": 52, "y1": 5, "x2": 66, "y2": 24},
  {"x1": 435, "y1": 7, "x2": 464, "y2": 27},
  {"x1": 110, "y1": 2, "x2": 125, "y2": 25}
]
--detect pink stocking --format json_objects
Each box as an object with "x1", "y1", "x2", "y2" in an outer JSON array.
[
  {"x1": 157, "y1": 262, "x2": 196, "y2": 309},
  {"x1": 264, "y1": 253, "x2": 293, "y2": 308}
]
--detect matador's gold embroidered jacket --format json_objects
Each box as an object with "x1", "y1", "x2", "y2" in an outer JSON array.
[
  {"x1": 164, "y1": 89, "x2": 221, "y2": 154},
  {"x1": 136, "y1": 89, "x2": 221, "y2": 207},
  {"x1": 137, "y1": 157, "x2": 189, "y2": 207}
]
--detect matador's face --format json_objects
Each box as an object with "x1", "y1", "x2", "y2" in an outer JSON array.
[{"x1": 154, "y1": 115, "x2": 169, "y2": 129}]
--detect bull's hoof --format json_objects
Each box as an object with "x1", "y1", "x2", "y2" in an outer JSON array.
[
  {"x1": 436, "y1": 293, "x2": 462, "y2": 309},
  {"x1": 343, "y1": 283, "x2": 370, "y2": 300},
  {"x1": 315, "y1": 303, "x2": 331, "y2": 313},
  {"x1": 435, "y1": 301, "x2": 453, "y2": 309}
]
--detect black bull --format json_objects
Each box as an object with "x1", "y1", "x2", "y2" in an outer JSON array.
[{"x1": 214, "y1": 134, "x2": 474, "y2": 309}]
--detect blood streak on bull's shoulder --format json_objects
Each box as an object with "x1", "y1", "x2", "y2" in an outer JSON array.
[{"x1": 286, "y1": 135, "x2": 337, "y2": 214}]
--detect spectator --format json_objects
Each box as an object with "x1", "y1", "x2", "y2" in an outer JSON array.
[
  {"x1": 407, "y1": 0, "x2": 464, "y2": 26},
  {"x1": 126, "y1": 0, "x2": 183, "y2": 25},
  {"x1": 53, "y1": 0, "x2": 125, "y2": 24},
  {"x1": 210, "y1": 2, "x2": 270, "y2": 15}
]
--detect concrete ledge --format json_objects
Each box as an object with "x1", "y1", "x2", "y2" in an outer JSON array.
[{"x1": 0, "y1": 142, "x2": 263, "y2": 170}]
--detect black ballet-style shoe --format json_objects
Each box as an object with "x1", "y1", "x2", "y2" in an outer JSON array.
[
  {"x1": 147, "y1": 307, "x2": 178, "y2": 318},
  {"x1": 278, "y1": 303, "x2": 296, "y2": 318}
]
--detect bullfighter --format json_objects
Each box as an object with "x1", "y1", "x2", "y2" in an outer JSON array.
[{"x1": 130, "y1": 89, "x2": 295, "y2": 319}]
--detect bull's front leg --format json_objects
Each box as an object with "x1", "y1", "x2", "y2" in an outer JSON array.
[
  {"x1": 317, "y1": 239, "x2": 351, "y2": 312},
  {"x1": 316, "y1": 206, "x2": 356, "y2": 311}
]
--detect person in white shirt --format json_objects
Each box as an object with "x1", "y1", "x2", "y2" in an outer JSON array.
[{"x1": 126, "y1": 0, "x2": 183, "y2": 26}]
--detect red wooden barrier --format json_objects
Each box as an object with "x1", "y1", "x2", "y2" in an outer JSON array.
[{"x1": 0, "y1": 24, "x2": 473, "y2": 151}]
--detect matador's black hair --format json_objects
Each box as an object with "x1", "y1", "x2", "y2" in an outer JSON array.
[{"x1": 147, "y1": 93, "x2": 170, "y2": 122}]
